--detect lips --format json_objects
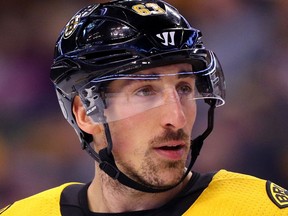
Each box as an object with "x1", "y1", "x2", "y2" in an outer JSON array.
[
  {"x1": 154, "y1": 141, "x2": 186, "y2": 160},
  {"x1": 157, "y1": 145, "x2": 184, "y2": 151}
]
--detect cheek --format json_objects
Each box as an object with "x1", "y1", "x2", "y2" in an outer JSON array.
[
  {"x1": 109, "y1": 118, "x2": 146, "y2": 157},
  {"x1": 183, "y1": 101, "x2": 197, "y2": 128},
  {"x1": 189, "y1": 104, "x2": 197, "y2": 125},
  {"x1": 105, "y1": 96, "x2": 141, "y2": 122}
]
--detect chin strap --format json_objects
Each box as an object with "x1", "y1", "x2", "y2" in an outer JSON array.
[
  {"x1": 190, "y1": 100, "x2": 216, "y2": 167},
  {"x1": 82, "y1": 101, "x2": 216, "y2": 193}
]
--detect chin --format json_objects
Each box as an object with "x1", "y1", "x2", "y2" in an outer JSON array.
[{"x1": 149, "y1": 165, "x2": 186, "y2": 188}]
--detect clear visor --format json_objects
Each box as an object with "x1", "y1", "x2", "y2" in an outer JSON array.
[{"x1": 78, "y1": 70, "x2": 224, "y2": 123}]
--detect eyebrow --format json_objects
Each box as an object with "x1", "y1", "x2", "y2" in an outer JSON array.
[
  {"x1": 109, "y1": 75, "x2": 158, "y2": 91},
  {"x1": 126, "y1": 71, "x2": 195, "y2": 79}
]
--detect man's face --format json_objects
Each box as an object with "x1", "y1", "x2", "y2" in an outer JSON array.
[{"x1": 103, "y1": 63, "x2": 196, "y2": 188}]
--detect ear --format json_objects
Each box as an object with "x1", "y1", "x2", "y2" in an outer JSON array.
[{"x1": 72, "y1": 96, "x2": 101, "y2": 134}]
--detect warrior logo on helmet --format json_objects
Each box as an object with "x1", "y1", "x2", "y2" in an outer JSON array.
[{"x1": 156, "y1": 31, "x2": 176, "y2": 46}]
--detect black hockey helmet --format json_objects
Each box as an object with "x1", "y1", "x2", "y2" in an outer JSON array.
[{"x1": 50, "y1": 0, "x2": 225, "y2": 192}]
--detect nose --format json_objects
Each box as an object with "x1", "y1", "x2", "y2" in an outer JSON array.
[{"x1": 160, "y1": 89, "x2": 187, "y2": 130}]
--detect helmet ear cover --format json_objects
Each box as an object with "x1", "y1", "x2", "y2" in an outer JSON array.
[{"x1": 55, "y1": 88, "x2": 94, "y2": 146}]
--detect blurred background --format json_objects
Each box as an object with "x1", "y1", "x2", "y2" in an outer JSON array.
[{"x1": 0, "y1": 0, "x2": 287, "y2": 208}]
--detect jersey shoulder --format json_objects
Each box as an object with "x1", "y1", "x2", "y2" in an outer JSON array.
[
  {"x1": 183, "y1": 169, "x2": 288, "y2": 216},
  {"x1": 0, "y1": 182, "x2": 82, "y2": 216}
]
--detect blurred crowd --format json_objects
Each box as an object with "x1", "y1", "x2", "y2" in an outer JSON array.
[{"x1": 0, "y1": 0, "x2": 287, "y2": 208}]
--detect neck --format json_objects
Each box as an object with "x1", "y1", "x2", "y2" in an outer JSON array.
[{"x1": 87, "y1": 169, "x2": 192, "y2": 213}]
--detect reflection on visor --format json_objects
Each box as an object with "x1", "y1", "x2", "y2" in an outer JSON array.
[{"x1": 78, "y1": 71, "x2": 224, "y2": 123}]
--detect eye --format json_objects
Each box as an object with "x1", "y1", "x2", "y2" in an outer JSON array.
[
  {"x1": 135, "y1": 85, "x2": 156, "y2": 96},
  {"x1": 177, "y1": 82, "x2": 193, "y2": 96}
]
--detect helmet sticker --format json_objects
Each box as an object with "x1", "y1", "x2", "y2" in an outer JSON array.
[
  {"x1": 132, "y1": 3, "x2": 165, "y2": 16},
  {"x1": 266, "y1": 181, "x2": 288, "y2": 209},
  {"x1": 156, "y1": 31, "x2": 175, "y2": 46},
  {"x1": 64, "y1": 4, "x2": 98, "y2": 39}
]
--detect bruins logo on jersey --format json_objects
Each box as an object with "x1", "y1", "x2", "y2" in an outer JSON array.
[{"x1": 266, "y1": 181, "x2": 288, "y2": 209}]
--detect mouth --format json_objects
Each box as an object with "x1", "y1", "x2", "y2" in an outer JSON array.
[
  {"x1": 154, "y1": 142, "x2": 186, "y2": 160},
  {"x1": 157, "y1": 145, "x2": 184, "y2": 151}
]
